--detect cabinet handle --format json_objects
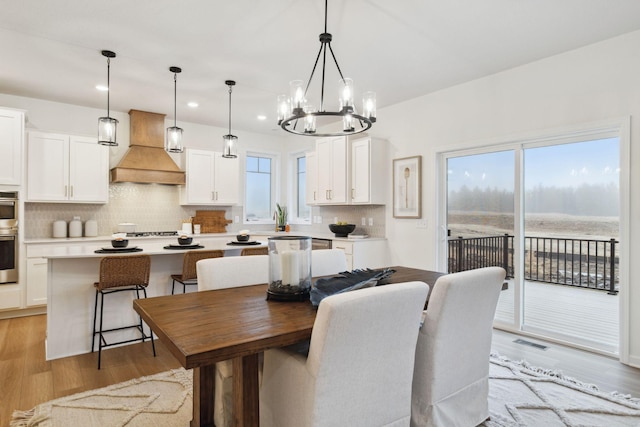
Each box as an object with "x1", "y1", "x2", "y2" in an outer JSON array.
[
  {"x1": 64, "y1": 185, "x2": 68, "y2": 197},
  {"x1": 70, "y1": 185, "x2": 74, "y2": 197},
  {"x1": 215, "y1": 191, "x2": 218, "y2": 201},
  {"x1": 313, "y1": 191, "x2": 316, "y2": 201},
  {"x1": 351, "y1": 188, "x2": 355, "y2": 199},
  {"x1": 212, "y1": 191, "x2": 215, "y2": 201}
]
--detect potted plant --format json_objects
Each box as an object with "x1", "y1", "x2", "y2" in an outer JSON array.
[{"x1": 275, "y1": 203, "x2": 287, "y2": 231}]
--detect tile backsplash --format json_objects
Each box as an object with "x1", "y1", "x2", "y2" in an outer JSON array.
[{"x1": 24, "y1": 183, "x2": 386, "y2": 239}]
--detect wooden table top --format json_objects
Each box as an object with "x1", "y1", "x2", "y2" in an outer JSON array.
[{"x1": 133, "y1": 266, "x2": 445, "y2": 370}]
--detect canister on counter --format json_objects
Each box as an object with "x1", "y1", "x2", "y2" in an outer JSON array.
[{"x1": 53, "y1": 220, "x2": 67, "y2": 238}]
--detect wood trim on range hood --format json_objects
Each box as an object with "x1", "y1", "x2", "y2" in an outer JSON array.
[{"x1": 110, "y1": 110, "x2": 186, "y2": 185}]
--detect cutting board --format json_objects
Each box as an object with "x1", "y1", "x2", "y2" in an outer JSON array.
[{"x1": 192, "y1": 210, "x2": 232, "y2": 233}]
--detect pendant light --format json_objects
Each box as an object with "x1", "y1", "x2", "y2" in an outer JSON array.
[
  {"x1": 166, "y1": 66, "x2": 184, "y2": 153},
  {"x1": 222, "y1": 80, "x2": 238, "y2": 158},
  {"x1": 98, "y1": 50, "x2": 118, "y2": 146},
  {"x1": 277, "y1": 0, "x2": 376, "y2": 137}
]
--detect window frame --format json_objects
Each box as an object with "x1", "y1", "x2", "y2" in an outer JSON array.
[
  {"x1": 243, "y1": 150, "x2": 280, "y2": 225},
  {"x1": 289, "y1": 150, "x2": 312, "y2": 225}
]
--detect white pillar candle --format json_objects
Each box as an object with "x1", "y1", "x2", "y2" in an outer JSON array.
[{"x1": 281, "y1": 250, "x2": 301, "y2": 286}]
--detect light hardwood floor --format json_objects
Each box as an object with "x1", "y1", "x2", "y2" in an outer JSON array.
[{"x1": 2, "y1": 315, "x2": 640, "y2": 426}]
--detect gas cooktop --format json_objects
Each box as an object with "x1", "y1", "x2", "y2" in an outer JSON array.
[{"x1": 126, "y1": 231, "x2": 179, "y2": 237}]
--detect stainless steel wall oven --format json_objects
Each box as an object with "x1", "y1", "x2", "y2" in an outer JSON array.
[{"x1": 0, "y1": 192, "x2": 18, "y2": 284}]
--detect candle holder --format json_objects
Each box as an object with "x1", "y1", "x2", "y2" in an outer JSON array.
[{"x1": 267, "y1": 236, "x2": 312, "y2": 301}]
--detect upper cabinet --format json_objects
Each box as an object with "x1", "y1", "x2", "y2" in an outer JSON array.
[
  {"x1": 307, "y1": 136, "x2": 388, "y2": 206},
  {"x1": 27, "y1": 131, "x2": 109, "y2": 203},
  {"x1": 0, "y1": 108, "x2": 24, "y2": 186},
  {"x1": 181, "y1": 148, "x2": 239, "y2": 205},
  {"x1": 315, "y1": 136, "x2": 348, "y2": 204},
  {"x1": 350, "y1": 137, "x2": 388, "y2": 205}
]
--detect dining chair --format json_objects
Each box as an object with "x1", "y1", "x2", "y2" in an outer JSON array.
[
  {"x1": 196, "y1": 254, "x2": 270, "y2": 427},
  {"x1": 260, "y1": 281, "x2": 430, "y2": 427},
  {"x1": 240, "y1": 246, "x2": 268, "y2": 256},
  {"x1": 311, "y1": 248, "x2": 348, "y2": 277},
  {"x1": 410, "y1": 267, "x2": 506, "y2": 427},
  {"x1": 91, "y1": 255, "x2": 156, "y2": 369},
  {"x1": 170, "y1": 249, "x2": 224, "y2": 294}
]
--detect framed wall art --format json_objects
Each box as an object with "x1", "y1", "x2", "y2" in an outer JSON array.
[{"x1": 393, "y1": 155, "x2": 422, "y2": 218}]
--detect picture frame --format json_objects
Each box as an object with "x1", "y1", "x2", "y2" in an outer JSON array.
[{"x1": 393, "y1": 155, "x2": 422, "y2": 218}]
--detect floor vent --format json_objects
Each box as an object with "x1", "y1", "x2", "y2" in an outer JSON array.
[{"x1": 513, "y1": 338, "x2": 548, "y2": 350}]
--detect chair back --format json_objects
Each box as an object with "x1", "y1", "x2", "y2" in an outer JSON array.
[
  {"x1": 411, "y1": 266, "x2": 506, "y2": 427},
  {"x1": 181, "y1": 249, "x2": 224, "y2": 281},
  {"x1": 307, "y1": 281, "x2": 429, "y2": 426},
  {"x1": 196, "y1": 254, "x2": 269, "y2": 291},
  {"x1": 311, "y1": 249, "x2": 348, "y2": 277},
  {"x1": 241, "y1": 246, "x2": 268, "y2": 256},
  {"x1": 96, "y1": 255, "x2": 151, "y2": 291}
]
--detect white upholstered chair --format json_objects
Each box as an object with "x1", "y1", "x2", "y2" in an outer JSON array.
[
  {"x1": 410, "y1": 267, "x2": 506, "y2": 427},
  {"x1": 260, "y1": 281, "x2": 430, "y2": 427},
  {"x1": 311, "y1": 248, "x2": 348, "y2": 277},
  {"x1": 196, "y1": 255, "x2": 269, "y2": 427}
]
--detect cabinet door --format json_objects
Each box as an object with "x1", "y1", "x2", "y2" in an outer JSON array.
[
  {"x1": 69, "y1": 136, "x2": 109, "y2": 203},
  {"x1": 305, "y1": 151, "x2": 318, "y2": 205},
  {"x1": 316, "y1": 137, "x2": 348, "y2": 204},
  {"x1": 26, "y1": 258, "x2": 48, "y2": 306},
  {"x1": 27, "y1": 132, "x2": 69, "y2": 201},
  {"x1": 184, "y1": 149, "x2": 216, "y2": 204},
  {"x1": 351, "y1": 138, "x2": 371, "y2": 203},
  {"x1": 0, "y1": 109, "x2": 24, "y2": 185},
  {"x1": 213, "y1": 152, "x2": 239, "y2": 204}
]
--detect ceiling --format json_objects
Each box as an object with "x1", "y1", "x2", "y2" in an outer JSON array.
[{"x1": 1, "y1": 0, "x2": 640, "y2": 136}]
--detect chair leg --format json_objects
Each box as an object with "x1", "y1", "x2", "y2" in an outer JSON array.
[
  {"x1": 171, "y1": 279, "x2": 176, "y2": 295},
  {"x1": 91, "y1": 289, "x2": 99, "y2": 352},
  {"x1": 183, "y1": 282, "x2": 187, "y2": 294},
  {"x1": 141, "y1": 287, "x2": 156, "y2": 357},
  {"x1": 97, "y1": 291, "x2": 105, "y2": 369}
]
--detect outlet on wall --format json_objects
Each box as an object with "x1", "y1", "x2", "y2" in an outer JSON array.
[
  {"x1": 234, "y1": 215, "x2": 240, "y2": 223},
  {"x1": 417, "y1": 219, "x2": 427, "y2": 229},
  {"x1": 361, "y1": 217, "x2": 366, "y2": 226},
  {"x1": 368, "y1": 218, "x2": 374, "y2": 226}
]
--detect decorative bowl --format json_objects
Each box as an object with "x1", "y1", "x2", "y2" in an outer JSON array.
[
  {"x1": 237, "y1": 234, "x2": 250, "y2": 242},
  {"x1": 111, "y1": 239, "x2": 129, "y2": 248},
  {"x1": 328, "y1": 224, "x2": 356, "y2": 238},
  {"x1": 177, "y1": 236, "x2": 193, "y2": 245}
]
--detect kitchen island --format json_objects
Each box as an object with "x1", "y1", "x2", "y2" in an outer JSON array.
[{"x1": 38, "y1": 236, "x2": 268, "y2": 360}]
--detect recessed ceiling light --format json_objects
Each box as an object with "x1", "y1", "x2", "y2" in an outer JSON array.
[
  {"x1": 257, "y1": 115, "x2": 267, "y2": 121},
  {"x1": 187, "y1": 101, "x2": 199, "y2": 108},
  {"x1": 96, "y1": 85, "x2": 108, "y2": 91}
]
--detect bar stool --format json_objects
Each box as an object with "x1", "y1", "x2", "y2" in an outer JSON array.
[
  {"x1": 171, "y1": 249, "x2": 224, "y2": 294},
  {"x1": 240, "y1": 246, "x2": 268, "y2": 256},
  {"x1": 91, "y1": 254, "x2": 155, "y2": 369}
]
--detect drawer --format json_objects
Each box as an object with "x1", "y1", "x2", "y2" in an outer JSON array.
[{"x1": 332, "y1": 241, "x2": 353, "y2": 255}]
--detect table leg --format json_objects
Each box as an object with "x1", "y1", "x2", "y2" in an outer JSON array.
[
  {"x1": 232, "y1": 354, "x2": 260, "y2": 427},
  {"x1": 191, "y1": 365, "x2": 216, "y2": 427}
]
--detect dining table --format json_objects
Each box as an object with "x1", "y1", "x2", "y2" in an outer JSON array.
[{"x1": 133, "y1": 265, "x2": 445, "y2": 427}]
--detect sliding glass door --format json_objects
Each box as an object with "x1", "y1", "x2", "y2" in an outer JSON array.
[{"x1": 440, "y1": 127, "x2": 624, "y2": 355}]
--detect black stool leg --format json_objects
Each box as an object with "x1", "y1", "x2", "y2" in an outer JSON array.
[
  {"x1": 141, "y1": 287, "x2": 156, "y2": 357},
  {"x1": 91, "y1": 288, "x2": 99, "y2": 352},
  {"x1": 97, "y1": 290, "x2": 105, "y2": 369},
  {"x1": 171, "y1": 279, "x2": 176, "y2": 295}
]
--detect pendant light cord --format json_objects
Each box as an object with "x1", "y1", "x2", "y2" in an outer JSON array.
[
  {"x1": 174, "y1": 72, "x2": 178, "y2": 127},
  {"x1": 106, "y1": 57, "x2": 111, "y2": 117},
  {"x1": 228, "y1": 83, "x2": 232, "y2": 134}
]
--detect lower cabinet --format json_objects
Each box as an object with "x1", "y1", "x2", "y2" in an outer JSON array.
[
  {"x1": 331, "y1": 239, "x2": 388, "y2": 270},
  {"x1": 0, "y1": 285, "x2": 21, "y2": 310},
  {"x1": 26, "y1": 258, "x2": 48, "y2": 307}
]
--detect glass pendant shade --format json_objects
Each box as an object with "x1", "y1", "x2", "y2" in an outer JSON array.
[
  {"x1": 339, "y1": 78, "x2": 354, "y2": 112},
  {"x1": 343, "y1": 114, "x2": 354, "y2": 132},
  {"x1": 290, "y1": 80, "x2": 305, "y2": 112},
  {"x1": 277, "y1": 94, "x2": 291, "y2": 123},
  {"x1": 304, "y1": 104, "x2": 317, "y2": 133},
  {"x1": 166, "y1": 126, "x2": 183, "y2": 153},
  {"x1": 222, "y1": 134, "x2": 238, "y2": 158},
  {"x1": 98, "y1": 50, "x2": 117, "y2": 146},
  {"x1": 166, "y1": 66, "x2": 184, "y2": 153},
  {"x1": 362, "y1": 91, "x2": 377, "y2": 121}
]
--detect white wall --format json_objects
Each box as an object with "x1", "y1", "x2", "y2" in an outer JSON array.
[{"x1": 364, "y1": 30, "x2": 640, "y2": 364}]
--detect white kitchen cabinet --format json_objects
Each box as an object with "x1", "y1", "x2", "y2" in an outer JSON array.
[
  {"x1": 316, "y1": 136, "x2": 348, "y2": 204},
  {"x1": 181, "y1": 148, "x2": 239, "y2": 205},
  {"x1": 27, "y1": 132, "x2": 109, "y2": 203},
  {"x1": 0, "y1": 285, "x2": 21, "y2": 310},
  {"x1": 350, "y1": 137, "x2": 388, "y2": 204},
  {"x1": 331, "y1": 239, "x2": 388, "y2": 270},
  {"x1": 26, "y1": 257, "x2": 47, "y2": 306},
  {"x1": 305, "y1": 151, "x2": 318, "y2": 205},
  {"x1": 0, "y1": 108, "x2": 24, "y2": 186}
]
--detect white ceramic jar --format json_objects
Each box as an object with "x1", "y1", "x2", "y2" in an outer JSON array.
[
  {"x1": 69, "y1": 216, "x2": 82, "y2": 238},
  {"x1": 53, "y1": 220, "x2": 67, "y2": 238},
  {"x1": 84, "y1": 219, "x2": 98, "y2": 237}
]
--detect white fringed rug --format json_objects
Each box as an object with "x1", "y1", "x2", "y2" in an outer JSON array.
[
  {"x1": 11, "y1": 355, "x2": 640, "y2": 426},
  {"x1": 483, "y1": 354, "x2": 640, "y2": 426}
]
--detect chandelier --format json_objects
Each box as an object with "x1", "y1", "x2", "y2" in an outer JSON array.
[{"x1": 277, "y1": 0, "x2": 376, "y2": 137}]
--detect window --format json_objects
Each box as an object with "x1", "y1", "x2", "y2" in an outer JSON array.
[
  {"x1": 291, "y1": 153, "x2": 311, "y2": 224},
  {"x1": 245, "y1": 154, "x2": 276, "y2": 223}
]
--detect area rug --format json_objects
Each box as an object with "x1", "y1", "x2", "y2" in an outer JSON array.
[
  {"x1": 10, "y1": 369, "x2": 192, "y2": 427},
  {"x1": 482, "y1": 353, "x2": 640, "y2": 426},
  {"x1": 11, "y1": 355, "x2": 640, "y2": 426}
]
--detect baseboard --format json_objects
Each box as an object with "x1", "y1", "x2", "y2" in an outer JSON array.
[{"x1": 0, "y1": 306, "x2": 46, "y2": 320}]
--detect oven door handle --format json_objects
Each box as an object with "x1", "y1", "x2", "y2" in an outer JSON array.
[{"x1": 0, "y1": 231, "x2": 17, "y2": 238}]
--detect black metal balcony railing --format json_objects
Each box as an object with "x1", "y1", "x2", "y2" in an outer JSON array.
[{"x1": 448, "y1": 234, "x2": 618, "y2": 294}]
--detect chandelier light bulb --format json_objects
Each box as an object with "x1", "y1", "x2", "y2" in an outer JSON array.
[
  {"x1": 339, "y1": 78, "x2": 354, "y2": 112},
  {"x1": 363, "y1": 91, "x2": 377, "y2": 120}
]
